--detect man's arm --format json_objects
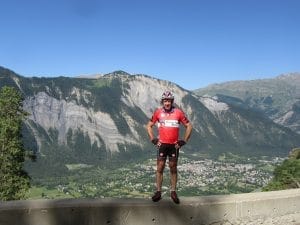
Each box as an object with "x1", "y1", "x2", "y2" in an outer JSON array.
[
  {"x1": 183, "y1": 122, "x2": 192, "y2": 142},
  {"x1": 146, "y1": 120, "x2": 156, "y2": 141},
  {"x1": 175, "y1": 122, "x2": 192, "y2": 149}
]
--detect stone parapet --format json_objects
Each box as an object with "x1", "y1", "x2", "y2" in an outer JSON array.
[{"x1": 0, "y1": 189, "x2": 299, "y2": 225}]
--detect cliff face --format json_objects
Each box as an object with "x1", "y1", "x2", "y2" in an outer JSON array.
[{"x1": 23, "y1": 91, "x2": 139, "y2": 153}]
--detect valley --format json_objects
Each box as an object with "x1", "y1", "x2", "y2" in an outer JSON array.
[{"x1": 26, "y1": 153, "x2": 284, "y2": 199}]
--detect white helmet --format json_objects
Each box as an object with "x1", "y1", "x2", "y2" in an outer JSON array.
[{"x1": 161, "y1": 91, "x2": 174, "y2": 101}]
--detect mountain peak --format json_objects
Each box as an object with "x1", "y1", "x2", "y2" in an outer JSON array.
[
  {"x1": 105, "y1": 70, "x2": 131, "y2": 77},
  {"x1": 275, "y1": 73, "x2": 300, "y2": 85}
]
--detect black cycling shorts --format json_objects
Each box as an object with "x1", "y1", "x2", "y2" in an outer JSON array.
[{"x1": 157, "y1": 143, "x2": 179, "y2": 162}]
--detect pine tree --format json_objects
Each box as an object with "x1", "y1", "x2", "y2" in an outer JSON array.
[{"x1": 0, "y1": 86, "x2": 30, "y2": 200}]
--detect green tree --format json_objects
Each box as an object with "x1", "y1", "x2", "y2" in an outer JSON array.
[
  {"x1": 263, "y1": 148, "x2": 300, "y2": 191},
  {"x1": 0, "y1": 86, "x2": 30, "y2": 200}
]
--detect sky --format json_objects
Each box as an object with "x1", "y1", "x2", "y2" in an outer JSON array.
[{"x1": 0, "y1": 0, "x2": 299, "y2": 90}]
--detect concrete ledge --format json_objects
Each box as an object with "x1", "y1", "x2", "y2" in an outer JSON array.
[{"x1": 0, "y1": 189, "x2": 299, "y2": 225}]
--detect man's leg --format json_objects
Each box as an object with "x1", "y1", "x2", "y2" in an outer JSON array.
[
  {"x1": 156, "y1": 160, "x2": 165, "y2": 191},
  {"x1": 152, "y1": 159, "x2": 165, "y2": 202},
  {"x1": 169, "y1": 161, "x2": 177, "y2": 191},
  {"x1": 169, "y1": 161, "x2": 180, "y2": 203},
  {"x1": 169, "y1": 148, "x2": 180, "y2": 204}
]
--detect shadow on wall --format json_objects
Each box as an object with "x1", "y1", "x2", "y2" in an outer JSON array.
[{"x1": 0, "y1": 197, "x2": 222, "y2": 225}]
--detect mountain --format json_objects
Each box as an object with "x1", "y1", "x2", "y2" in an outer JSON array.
[
  {"x1": 194, "y1": 73, "x2": 300, "y2": 134},
  {"x1": 1, "y1": 66, "x2": 299, "y2": 169}
]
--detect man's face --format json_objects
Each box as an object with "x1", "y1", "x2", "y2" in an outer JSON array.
[{"x1": 162, "y1": 99, "x2": 172, "y2": 110}]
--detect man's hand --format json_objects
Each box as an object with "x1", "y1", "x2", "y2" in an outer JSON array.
[
  {"x1": 151, "y1": 138, "x2": 159, "y2": 145},
  {"x1": 175, "y1": 140, "x2": 186, "y2": 149},
  {"x1": 151, "y1": 138, "x2": 161, "y2": 148}
]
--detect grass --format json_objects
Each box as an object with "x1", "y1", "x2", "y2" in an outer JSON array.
[{"x1": 26, "y1": 186, "x2": 71, "y2": 200}]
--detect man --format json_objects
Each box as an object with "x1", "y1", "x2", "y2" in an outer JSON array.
[{"x1": 146, "y1": 90, "x2": 192, "y2": 204}]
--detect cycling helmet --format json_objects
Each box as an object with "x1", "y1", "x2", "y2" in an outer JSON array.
[{"x1": 161, "y1": 90, "x2": 174, "y2": 101}]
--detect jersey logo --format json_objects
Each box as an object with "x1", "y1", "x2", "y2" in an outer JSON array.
[{"x1": 161, "y1": 119, "x2": 179, "y2": 128}]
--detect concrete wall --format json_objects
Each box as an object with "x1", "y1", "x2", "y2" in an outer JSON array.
[{"x1": 0, "y1": 188, "x2": 299, "y2": 225}]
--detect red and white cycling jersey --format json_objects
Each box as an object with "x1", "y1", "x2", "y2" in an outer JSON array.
[{"x1": 150, "y1": 107, "x2": 189, "y2": 144}]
